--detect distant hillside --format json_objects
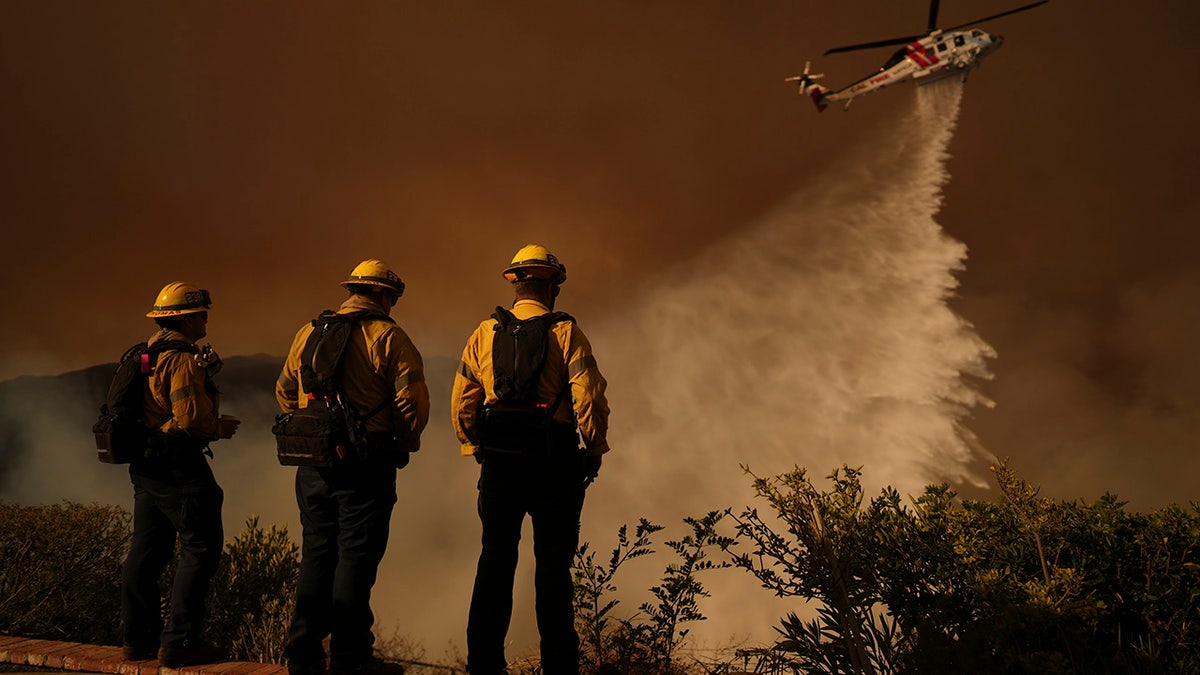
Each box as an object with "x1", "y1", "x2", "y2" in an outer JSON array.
[
  {"x1": 0, "y1": 353, "x2": 457, "y2": 497},
  {"x1": 0, "y1": 354, "x2": 281, "y2": 491}
]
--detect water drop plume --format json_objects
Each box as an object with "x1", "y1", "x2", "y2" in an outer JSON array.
[{"x1": 593, "y1": 81, "x2": 994, "y2": 529}]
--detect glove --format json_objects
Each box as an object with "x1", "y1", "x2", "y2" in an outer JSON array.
[
  {"x1": 393, "y1": 435, "x2": 419, "y2": 469},
  {"x1": 583, "y1": 452, "x2": 602, "y2": 483}
]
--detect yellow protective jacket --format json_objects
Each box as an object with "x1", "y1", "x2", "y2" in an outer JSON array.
[
  {"x1": 276, "y1": 295, "x2": 430, "y2": 453},
  {"x1": 451, "y1": 298, "x2": 610, "y2": 458},
  {"x1": 144, "y1": 329, "x2": 221, "y2": 443}
]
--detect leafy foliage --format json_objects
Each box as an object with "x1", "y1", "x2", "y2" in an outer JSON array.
[
  {"x1": 725, "y1": 460, "x2": 1200, "y2": 674},
  {"x1": 205, "y1": 516, "x2": 299, "y2": 663},
  {"x1": 0, "y1": 501, "x2": 129, "y2": 644},
  {"x1": 5, "y1": 458, "x2": 1200, "y2": 675},
  {"x1": 725, "y1": 466, "x2": 901, "y2": 674},
  {"x1": 0, "y1": 502, "x2": 299, "y2": 664},
  {"x1": 572, "y1": 513, "x2": 730, "y2": 674},
  {"x1": 635, "y1": 512, "x2": 733, "y2": 670},
  {"x1": 574, "y1": 517, "x2": 662, "y2": 669}
]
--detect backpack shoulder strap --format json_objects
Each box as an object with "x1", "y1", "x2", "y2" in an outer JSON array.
[
  {"x1": 490, "y1": 305, "x2": 515, "y2": 328},
  {"x1": 308, "y1": 309, "x2": 341, "y2": 328},
  {"x1": 544, "y1": 311, "x2": 575, "y2": 326},
  {"x1": 489, "y1": 307, "x2": 573, "y2": 330},
  {"x1": 334, "y1": 310, "x2": 395, "y2": 326},
  {"x1": 149, "y1": 340, "x2": 200, "y2": 356},
  {"x1": 132, "y1": 340, "x2": 199, "y2": 375},
  {"x1": 119, "y1": 342, "x2": 150, "y2": 362}
]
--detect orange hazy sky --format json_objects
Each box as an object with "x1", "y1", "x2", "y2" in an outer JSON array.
[{"x1": 2, "y1": 1, "x2": 1199, "y2": 505}]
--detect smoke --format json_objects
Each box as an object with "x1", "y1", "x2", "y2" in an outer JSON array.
[
  {"x1": 963, "y1": 269, "x2": 1200, "y2": 509},
  {"x1": 0, "y1": 372, "x2": 129, "y2": 507}
]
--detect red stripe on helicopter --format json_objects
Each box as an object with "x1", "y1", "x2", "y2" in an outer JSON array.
[{"x1": 908, "y1": 44, "x2": 939, "y2": 69}]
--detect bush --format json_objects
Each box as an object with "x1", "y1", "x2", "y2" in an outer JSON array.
[
  {"x1": 205, "y1": 516, "x2": 299, "y2": 663},
  {"x1": 0, "y1": 501, "x2": 130, "y2": 644},
  {"x1": 573, "y1": 512, "x2": 730, "y2": 674},
  {"x1": 0, "y1": 501, "x2": 299, "y2": 664},
  {"x1": 724, "y1": 461, "x2": 1200, "y2": 674}
]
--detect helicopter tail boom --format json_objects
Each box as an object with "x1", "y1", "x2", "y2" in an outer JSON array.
[{"x1": 807, "y1": 85, "x2": 830, "y2": 112}]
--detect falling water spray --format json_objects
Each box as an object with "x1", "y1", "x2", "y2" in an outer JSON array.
[
  {"x1": 581, "y1": 79, "x2": 996, "y2": 646},
  {"x1": 596, "y1": 79, "x2": 991, "y2": 515}
]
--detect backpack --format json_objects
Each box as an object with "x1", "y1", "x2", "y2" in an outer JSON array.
[
  {"x1": 476, "y1": 306, "x2": 579, "y2": 455},
  {"x1": 93, "y1": 340, "x2": 199, "y2": 464},
  {"x1": 272, "y1": 311, "x2": 394, "y2": 467}
]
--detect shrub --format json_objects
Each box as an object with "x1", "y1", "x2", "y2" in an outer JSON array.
[
  {"x1": 205, "y1": 515, "x2": 299, "y2": 663},
  {"x1": 0, "y1": 501, "x2": 130, "y2": 644},
  {"x1": 724, "y1": 461, "x2": 1200, "y2": 674},
  {"x1": 0, "y1": 501, "x2": 300, "y2": 664},
  {"x1": 573, "y1": 513, "x2": 730, "y2": 674}
]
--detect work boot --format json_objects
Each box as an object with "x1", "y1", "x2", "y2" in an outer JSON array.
[
  {"x1": 287, "y1": 657, "x2": 328, "y2": 675},
  {"x1": 121, "y1": 642, "x2": 158, "y2": 661},
  {"x1": 158, "y1": 640, "x2": 227, "y2": 668},
  {"x1": 329, "y1": 656, "x2": 405, "y2": 675}
]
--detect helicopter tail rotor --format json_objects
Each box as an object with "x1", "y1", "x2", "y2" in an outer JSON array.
[{"x1": 784, "y1": 62, "x2": 830, "y2": 112}]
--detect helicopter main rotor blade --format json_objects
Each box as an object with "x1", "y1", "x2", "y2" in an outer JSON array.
[
  {"x1": 942, "y1": 0, "x2": 1049, "y2": 32},
  {"x1": 824, "y1": 34, "x2": 924, "y2": 56},
  {"x1": 823, "y1": 0, "x2": 1047, "y2": 56}
]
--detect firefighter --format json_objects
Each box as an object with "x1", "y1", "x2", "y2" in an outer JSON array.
[
  {"x1": 121, "y1": 282, "x2": 240, "y2": 668},
  {"x1": 276, "y1": 259, "x2": 430, "y2": 675},
  {"x1": 451, "y1": 244, "x2": 610, "y2": 675}
]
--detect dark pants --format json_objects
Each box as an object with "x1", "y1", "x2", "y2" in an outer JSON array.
[
  {"x1": 121, "y1": 459, "x2": 224, "y2": 648},
  {"x1": 286, "y1": 459, "x2": 398, "y2": 670},
  {"x1": 467, "y1": 453, "x2": 586, "y2": 675}
]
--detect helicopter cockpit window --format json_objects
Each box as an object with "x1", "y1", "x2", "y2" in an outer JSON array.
[
  {"x1": 953, "y1": 35, "x2": 966, "y2": 47},
  {"x1": 884, "y1": 47, "x2": 908, "y2": 69}
]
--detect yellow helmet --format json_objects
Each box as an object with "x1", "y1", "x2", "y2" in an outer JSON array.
[
  {"x1": 340, "y1": 259, "x2": 405, "y2": 296},
  {"x1": 145, "y1": 282, "x2": 212, "y2": 318},
  {"x1": 502, "y1": 244, "x2": 567, "y2": 284}
]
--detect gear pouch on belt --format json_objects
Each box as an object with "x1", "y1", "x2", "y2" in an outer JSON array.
[
  {"x1": 272, "y1": 403, "x2": 348, "y2": 467},
  {"x1": 477, "y1": 404, "x2": 578, "y2": 456},
  {"x1": 93, "y1": 409, "x2": 149, "y2": 464}
]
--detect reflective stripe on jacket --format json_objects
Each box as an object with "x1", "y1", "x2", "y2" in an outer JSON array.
[
  {"x1": 144, "y1": 329, "x2": 220, "y2": 442},
  {"x1": 276, "y1": 295, "x2": 430, "y2": 452},
  {"x1": 451, "y1": 298, "x2": 610, "y2": 458}
]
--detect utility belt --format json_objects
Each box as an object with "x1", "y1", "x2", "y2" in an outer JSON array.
[
  {"x1": 95, "y1": 415, "x2": 208, "y2": 464},
  {"x1": 345, "y1": 432, "x2": 406, "y2": 466},
  {"x1": 476, "y1": 403, "x2": 581, "y2": 461},
  {"x1": 127, "y1": 435, "x2": 208, "y2": 464},
  {"x1": 273, "y1": 399, "x2": 401, "y2": 468}
]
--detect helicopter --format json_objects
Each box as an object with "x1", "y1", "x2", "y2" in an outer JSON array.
[{"x1": 788, "y1": 0, "x2": 1048, "y2": 111}]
